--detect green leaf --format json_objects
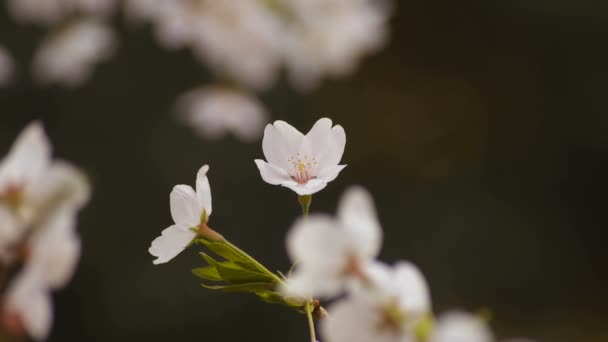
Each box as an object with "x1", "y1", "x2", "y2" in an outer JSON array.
[
  {"x1": 199, "y1": 253, "x2": 275, "y2": 284},
  {"x1": 192, "y1": 267, "x2": 222, "y2": 281},
  {"x1": 197, "y1": 238, "x2": 271, "y2": 276},
  {"x1": 201, "y1": 282, "x2": 273, "y2": 293}
]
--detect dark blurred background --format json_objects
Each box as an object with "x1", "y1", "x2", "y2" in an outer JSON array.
[{"x1": 2, "y1": 1, "x2": 608, "y2": 341}]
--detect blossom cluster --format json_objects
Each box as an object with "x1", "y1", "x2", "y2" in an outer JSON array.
[
  {"x1": 0, "y1": 122, "x2": 90, "y2": 340},
  {"x1": 149, "y1": 118, "x2": 533, "y2": 342},
  {"x1": 1, "y1": 0, "x2": 393, "y2": 142}
]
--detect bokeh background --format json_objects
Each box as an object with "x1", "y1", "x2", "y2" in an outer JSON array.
[{"x1": 2, "y1": 1, "x2": 608, "y2": 341}]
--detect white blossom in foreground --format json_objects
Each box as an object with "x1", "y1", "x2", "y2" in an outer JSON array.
[
  {"x1": 281, "y1": 187, "x2": 380, "y2": 297},
  {"x1": 0, "y1": 45, "x2": 15, "y2": 87},
  {"x1": 7, "y1": 0, "x2": 116, "y2": 25},
  {"x1": 321, "y1": 262, "x2": 431, "y2": 342},
  {"x1": 432, "y1": 311, "x2": 494, "y2": 342},
  {"x1": 3, "y1": 209, "x2": 82, "y2": 340},
  {"x1": 32, "y1": 19, "x2": 116, "y2": 87},
  {"x1": 0, "y1": 122, "x2": 90, "y2": 261},
  {"x1": 177, "y1": 86, "x2": 269, "y2": 142},
  {"x1": 283, "y1": 0, "x2": 392, "y2": 91},
  {"x1": 149, "y1": 165, "x2": 213, "y2": 264},
  {"x1": 255, "y1": 118, "x2": 346, "y2": 195}
]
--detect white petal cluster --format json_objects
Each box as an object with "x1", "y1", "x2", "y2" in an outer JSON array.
[
  {"x1": 7, "y1": 0, "x2": 116, "y2": 25},
  {"x1": 32, "y1": 19, "x2": 116, "y2": 87},
  {"x1": 0, "y1": 45, "x2": 14, "y2": 87},
  {"x1": 126, "y1": 0, "x2": 393, "y2": 91},
  {"x1": 0, "y1": 122, "x2": 90, "y2": 340},
  {"x1": 432, "y1": 311, "x2": 494, "y2": 342},
  {"x1": 177, "y1": 86, "x2": 269, "y2": 142},
  {"x1": 282, "y1": 187, "x2": 432, "y2": 342},
  {"x1": 149, "y1": 165, "x2": 212, "y2": 265},
  {"x1": 283, "y1": 0, "x2": 392, "y2": 90},
  {"x1": 255, "y1": 118, "x2": 346, "y2": 195}
]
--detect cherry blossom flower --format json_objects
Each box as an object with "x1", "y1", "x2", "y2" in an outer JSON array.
[
  {"x1": 255, "y1": 118, "x2": 346, "y2": 196},
  {"x1": 431, "y1": 311, "x2": 494, "y2": 342},
  {"x1": 281, "y1": 187, "x2": 380, "y2": 297},
  {"x1": 129, "y1": 0, "x2": 283, "y2": 90},
  {"x1": 320, "y1": 261, "x2": 431, "y2": 342},
  {"x1": 2, "y1": 208, "x2": 82, "y2": 340},
  {"x1": 0, "y1": 122, "x2": 90, "y2": 262},
  {"x1": 177, "y1": 86, "x2": 269, "y2": 142},
  {"x1": 283, "y1": 0, "x2": 392, "y2": 91},
  {"x1": 32, "y1": 19, "x2": 116, "y2": 87},
  {"x1": 149, "y1": 165, "x2": 214, "y2": 265},
  {"x1": 0, "y1": 45, "x2": 15, "y2": 87}
]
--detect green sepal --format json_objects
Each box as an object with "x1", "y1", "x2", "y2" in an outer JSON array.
[
  {"x1": 192, "y1": 266, "x2": 222, "y2": 281},
  {"x1": 200, "y1": 282, "x2": 273, "y2": 293},
  {"x1": 415, "y1": 313, "x2": 435, "y2": 341},
  {"x1": 198, "y1": 253, "x2": 275, "y2": 284}
]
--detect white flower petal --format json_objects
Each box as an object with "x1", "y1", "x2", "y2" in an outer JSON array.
[
  {"x1": 282, "y1": 266, "x2": 344, "y2": 299},
  {"x1": 195, "y1": 165, "x2": 212, "y2": 218},
  {"x1": 169, "y1": 184, "x2": 201, "y2": 227},
  {"x1": 254, "y1": 159, "x2": 292, "y2": 185},
  {"x1": 262, "y1": 121, "x2": 304, "y2": 171},
  {"x1": 34, "y1": 161, "x2": 91, "y2": 210},
  {"x1": 29, "y1": 208, "x2": 81, "y2": 289},
  {"x1": 0, "y1": 121, "x2": 51, "y2": 191},
  {"x1": 392, "y1": 261, "x2": 431, "y2": 316},
  {"x1": 321, "y1": 296, "x2": 397, "y2": 342},
  {"x1": 4, "y1": 269, "x2": 53, "y2": 341},
  {"x1": 338, "y1": 186, "x2": 382, "y2": 260},
  {"x1": 306, "y1": 118, "x2": 345, "y2": 170},
  {"x1": 317, "y1": 164, "x2": 347, "y2": 183},
  {"x1": 282, "y1": 179, "x2": 327, "y2": 196},
  {"x1": 149, "y1": 224, "x2": 197, "y2": 264},
  {"x1": 287, "y1": 215, "x2": 349, "y2": 272},
  {"x1": 432, "y1": 311, "x2": 494, "y2": 342}
]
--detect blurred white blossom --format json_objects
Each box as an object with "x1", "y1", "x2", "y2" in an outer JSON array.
[
  {"x1": 283, "y1": 0, "x2": 392, "y2": 91},
  {"x1": 32, "y1": 19, "x2": 116, "y2": 87},
  {"x1": 177, "y1": 86, "x2": 269, "y2": 142},
  {"x1": 0, "y1": 122, "x2": 90, "y2": 340},
  {"x1": 0, "y1": 46, "x2": 14, "y2": 87},
  {"x1": 432, "y1": 311, "x2": 495, "y2": 342},
  {"x1": 7, "y1": 0, "x2": 116, "y2": 25},
  {"x1": 128, "y1": 0, "x2": 284, "y2": 90},
  {"x1": 255, "y1": 118, "x2": 346, "y2": 195},
  {"x1": 126, "y1": 0, "x2": 393, "y2": 92},
  {"x1": 320, "y1": 261, "x2": 431, "y2": 342},
  {"x1": 149, "y1": 165, "x2": 212, "y2": 265},
  {"x1": 281, "y1": 187, "x2": 380, "y2": 297}
]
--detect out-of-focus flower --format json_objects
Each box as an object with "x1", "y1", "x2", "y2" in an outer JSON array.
[
  {"x1": 32, "y1": 19, "x2": 116, "y2": 87},
  {"x1": 177, "y1": 86, "x2": 269, "y2": 142},
  {"x1": 0, "y1": 122, "x2": 90, "y2": 261},
  {"x1": 129, "y1": 0, "x2": 284, "y2": 90},
  {"x1": 149, "y1": 165, "x2": 213, "y2": 265},
  {"x1": 0, "y1": 45, "x2": 15, "y2": 87},
  {"x1": 283, "y1": 0, "x2": 392, "y2": 91},
  {"x1": 281, "y1": 187, "x2": 380, "y2": 297},
  {"x1": 320, "y1": 261, "x2": 431, "y2": 342},
  {"x1": 0, "y1": 122, "x2": 90, "y2": 341},
  {"x1": 7, "y1": 0, "x2": 116, "y2": 25},
  {"x1": 3, "y1": 208, "x2": 82, "y2": 340},
  {"x1": 432, "y1": 312, "x2": 494, "y2": 342},
  {"x1": 255, "y1": 118, "x2": 346, "y2": 196}
]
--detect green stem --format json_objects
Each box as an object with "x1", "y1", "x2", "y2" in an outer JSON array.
[
  {"x1": 305, "y1": 300, "x2": 317, "y2": 342},
  {"x1": 221, "y1": 239, "x2": 284, "y2": 285},
  {"x1": 298, "y1": 195, "x2": 312, "y2": 218}
]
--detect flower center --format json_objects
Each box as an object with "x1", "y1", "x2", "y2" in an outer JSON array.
[
  {"x1": 288, "y1": 153, "x2": 317, "y2": 184},
  {"x1": 0, "y1": 184, "x2": 24, "y2": 211}
]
